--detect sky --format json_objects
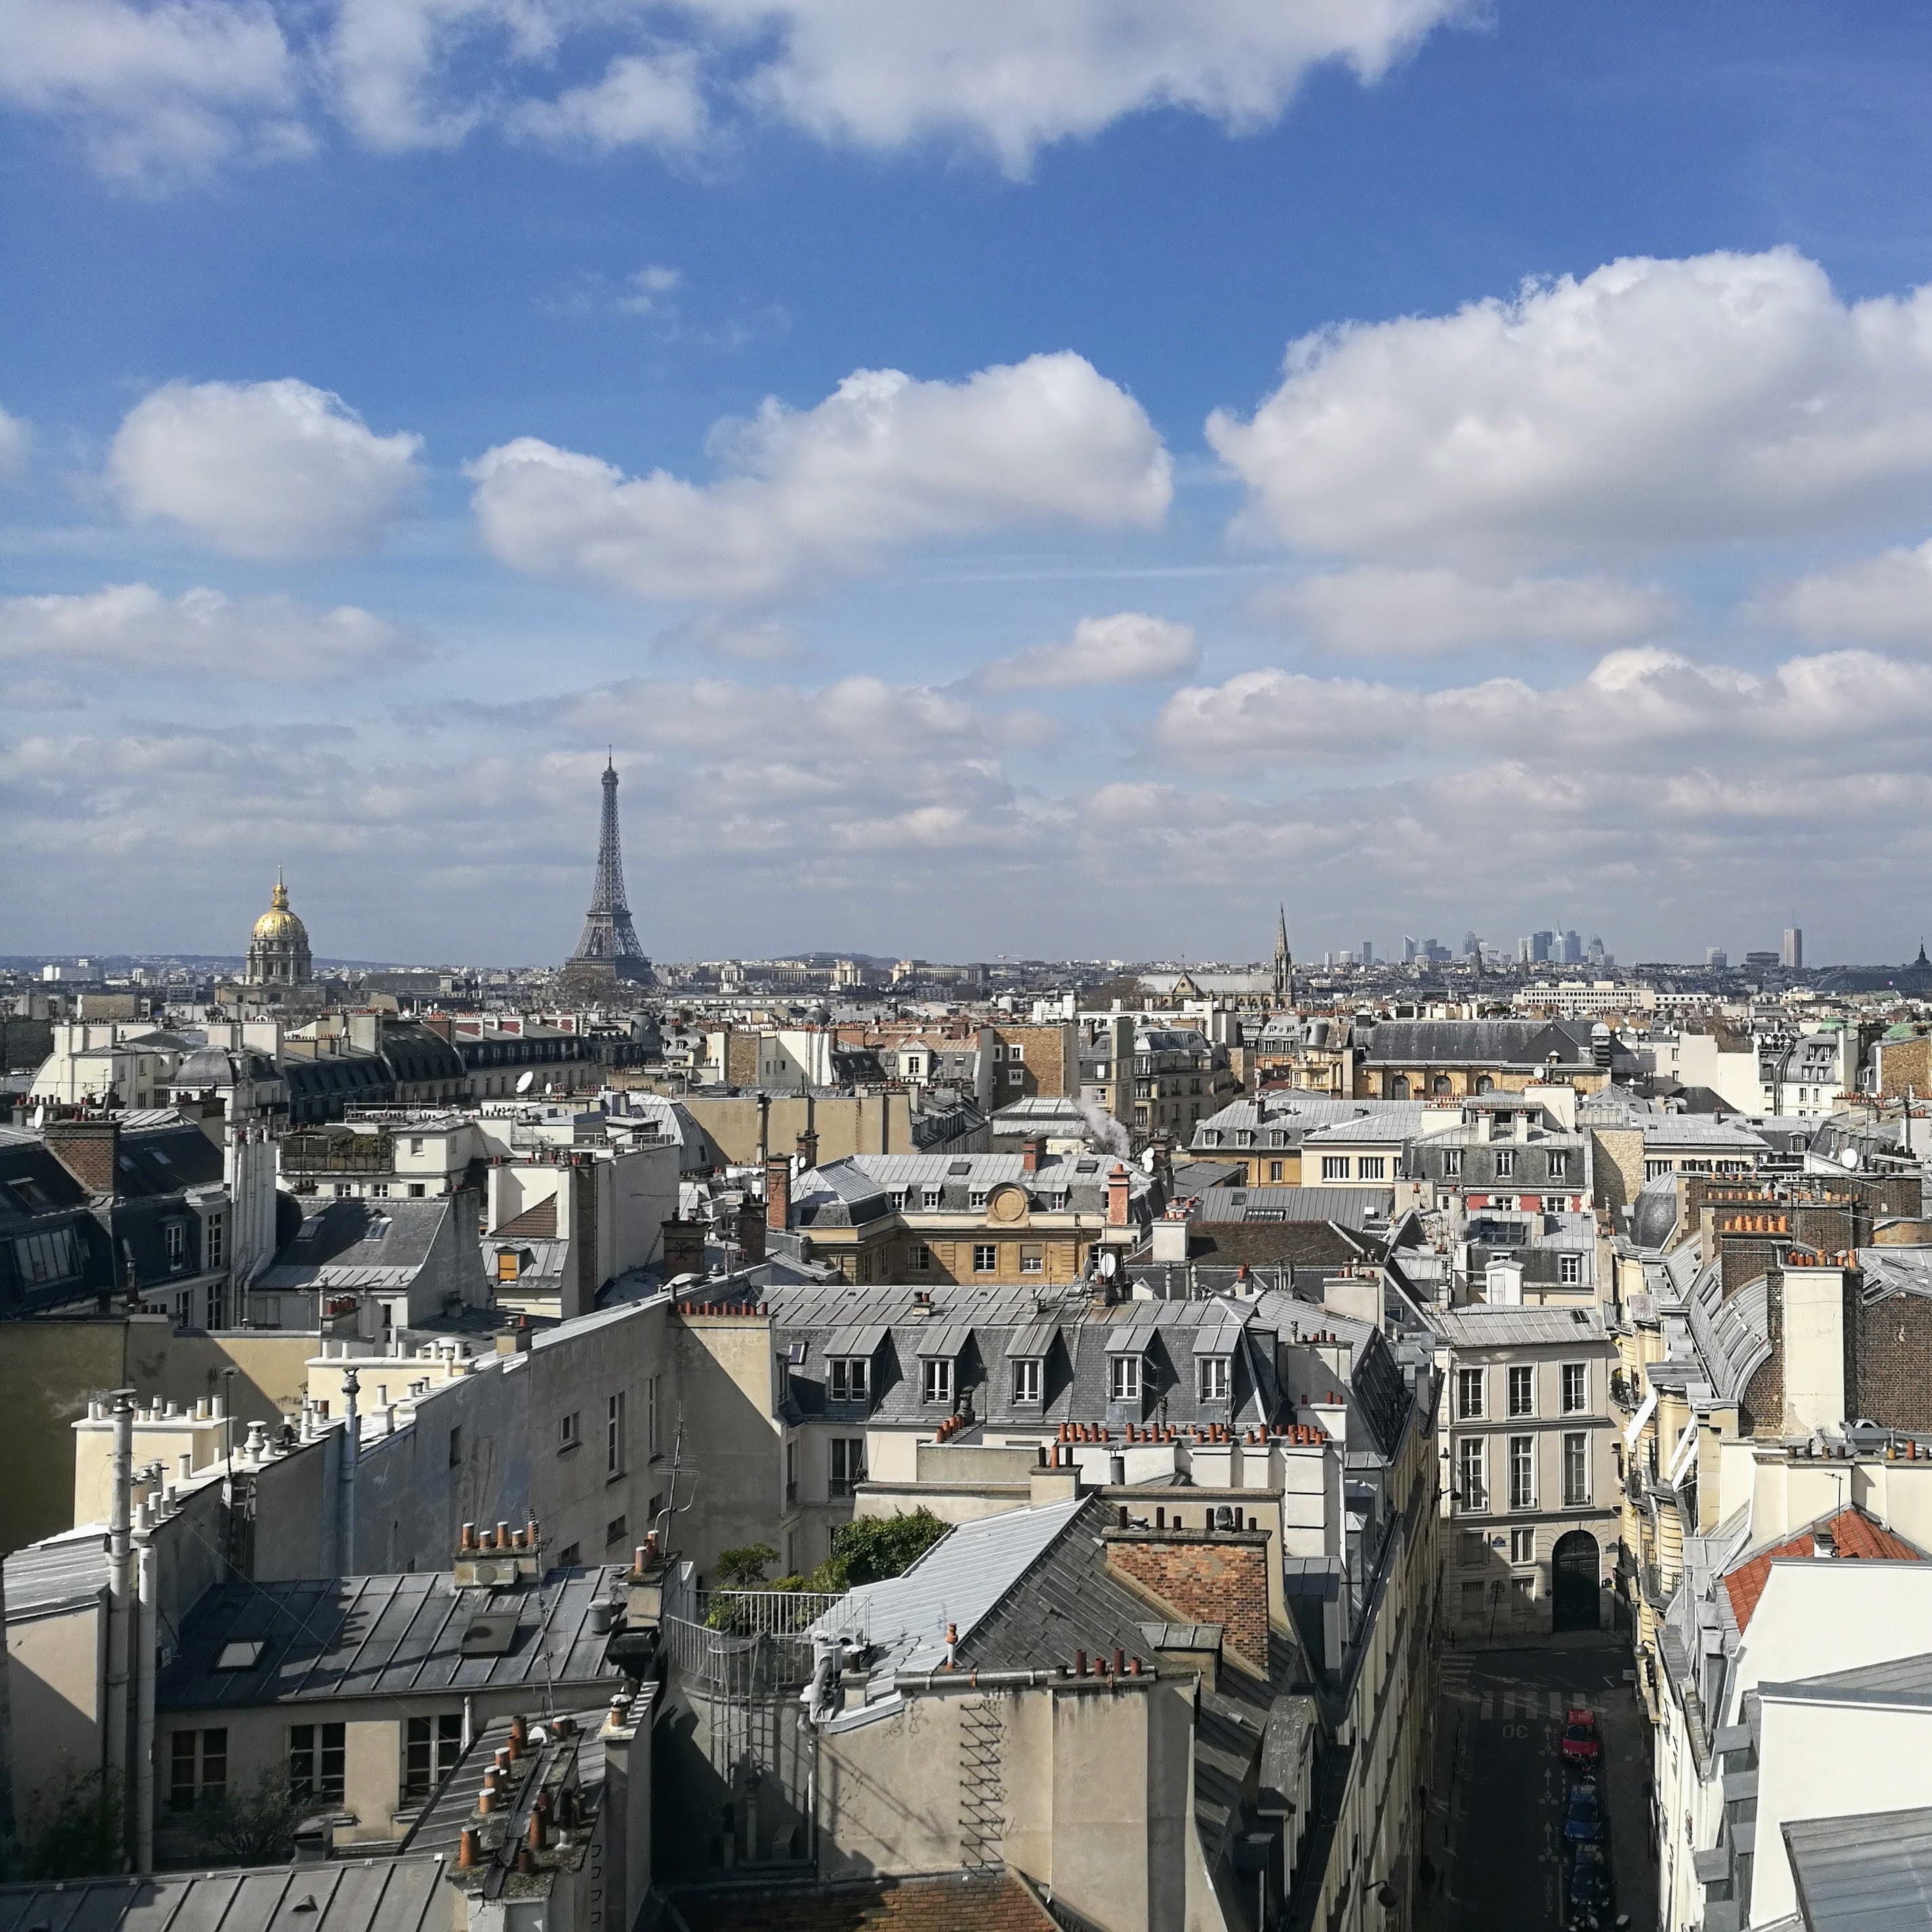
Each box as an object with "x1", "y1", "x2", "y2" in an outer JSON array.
[{"x1": 10, "y1": 5, "x2": 1932, "y2": 968}]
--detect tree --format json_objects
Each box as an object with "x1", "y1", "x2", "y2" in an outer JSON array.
[
  {"x1": 20, "y1": 1768, "x2": 120, "y2": 1880},
  {"x1": 194, "y1": 1771, "x2": 307, "y2": 1864},
  {"x1": 713, "y1": 1543, "x2": 779, "y2": 1589},
  {"x1": 815, "y1": 1509, "x2": 947, "y2": 1590}
]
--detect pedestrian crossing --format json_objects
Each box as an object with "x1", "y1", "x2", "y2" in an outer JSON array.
[{"x1": 1439, "y1": 1670, "x2": 1590, "y2": 1723}]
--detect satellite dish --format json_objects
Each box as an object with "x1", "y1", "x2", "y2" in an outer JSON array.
[
  {"x1": 1098, "y1": 1251, "x2": 1118, "y2": 1279},
  {"x1": 1840, "y1": 1146, "x2": 1859, "y2": 1170},
  {"x1": 516, "y1": 1071, "x2": 535, "y2": 1094}
]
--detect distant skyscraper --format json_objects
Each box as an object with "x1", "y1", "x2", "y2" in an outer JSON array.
[
  {"x1": 1782, "y1": 926, "x2": 1804, "y2": 969},
  {"x1": 1358, "y1": 940, "x2": 1374, "y2": 967},
  {"x1": 1403, "y1": 936, "x2": 1419, "y2": 963},
  {"x1": 569, "y1": 758, "x2": 651, "y2": 982},
  {"x1": 1586, "y1": 934, "x2": 1606, "y2": 967},
  {"x1": 1530, "y1": 930, "x2": 1555, "y2": 964},
  {"x1": 1559, "y1": 929, "x2": 1583, "y2": 964},
  {"x1": 1706, "y1": 947, "x2": 1727, "y2": 969},
  {"x1": 1463, "y1": 930, "x2": 1480, "y2": 960}
]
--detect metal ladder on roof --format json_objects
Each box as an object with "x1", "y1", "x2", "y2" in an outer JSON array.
[{"x1": 958, "y1": 1695, "x2": 1006, "y2": 1872}]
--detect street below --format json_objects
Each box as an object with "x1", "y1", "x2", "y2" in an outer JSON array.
[{"x1": 1426, "y1": 1636, "x2": 1655, "y2": 1931}]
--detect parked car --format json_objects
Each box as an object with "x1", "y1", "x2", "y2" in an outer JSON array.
[
  {"x1": 1567, "y1": 1840, "x2": 1611, "y2": 1927},
  {"x1": 1564, "y1": 1781, "x2": 1605, "y2": 1843},
  {"x1": 1560, "y1": 1706, "x2": 1601, "y2": 1767}
]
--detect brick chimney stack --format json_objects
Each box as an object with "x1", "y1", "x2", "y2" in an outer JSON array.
[
  {"x1": 796, "y1": 1126, "x2": 819, "y2": 1174},
  {"x1": 1107, "y1": 1162, "x2": 1131, "y2": 1227},
  {"x1": 1022, "y1": 1136, "x2": 1046, "y2": 1175},
  {"x1": 46, "y1": 1117, "x2": 120, "y2": 1195},
  {"x1": 765, "y1": 1154, "x2": 793, "y2": 1235},
  {"x1": 1103, "y1": 1519, "x2": 1271, "y2": 1676}
]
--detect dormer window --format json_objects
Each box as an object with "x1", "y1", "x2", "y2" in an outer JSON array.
[
  {"x1": 1199, "y1": 1357, "x2": 1229, "y2": 1403},
  {"x1": 1235, "y1": 1130, "x2": 1255, "y2": 1149},
  {"x1": 1494, "y1": 1150, "x2": 1515, "y2": 1179},
  {"x1": 922, "y1": 1188, "x2": 941, "y2": 1210},
  {"x1": 1109, "y1": 1355, "x2": 1141, "y2": 1402},
  {"x1": 969, "y1": 1190, "x2": 989, "y2": 1209},
  {"x1": 830, "y1": 1357, "x2": 869, "y2": 1403},
  {"x1": 1201, "y1": 1130, "x2": 1221, "y2": 1147},
  {"x1": 922, "y1": 1358, "x2": 953, "y2": 1405}
]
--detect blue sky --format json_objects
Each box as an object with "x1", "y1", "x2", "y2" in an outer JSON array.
[{"x1": 9, "y1": 1, "x2": 1932, "y2": 966}]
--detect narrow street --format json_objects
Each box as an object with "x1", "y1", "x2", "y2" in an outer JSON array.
[{"x1": 1426, "y1": 1637, "x2": 1655, "y2": 1931}]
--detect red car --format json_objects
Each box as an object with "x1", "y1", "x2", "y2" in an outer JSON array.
[{"x1": 1561, "y1": 1708, "x2": 1601, "y2": 1767}]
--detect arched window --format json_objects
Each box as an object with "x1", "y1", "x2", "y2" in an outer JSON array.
[
  {"x1": 1390, "y1": 1075, "x2": 1410, "y2": 1100},
  {"x1": 1432, "y1": 1075, "x2": 1452, "y2": 1096},
  {"x1": 1475, "y1": 1075, "x2": 1495, "y2": 1095}
]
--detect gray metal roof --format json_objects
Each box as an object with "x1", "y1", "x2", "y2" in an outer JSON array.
[
  {"x1": 5, "y1": 1531, "x2": 110, "y2": 1620},
  {"x1": 1786, "y1": 1803, "x2": 1932, "y2": 1931},
  {"x1": 158, "y1": 1567, "x2": 625, "y2": 1710},
  {"x1": 1191, "y1": 1186, "x2": 1392, "y2": 1227},
  {"x1": 259, "y1": 1196, "x2": 451, "y2": 1291},
  {"x1": 0, "y1": 1858, "x2": 450, "y2": 1932},
  {"x1": 1429, "y1": 1306, "x2": 1609, "y2": 1348}
]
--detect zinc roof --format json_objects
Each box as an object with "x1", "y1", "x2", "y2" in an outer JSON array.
[
  {"x1": 0, "y1": 1859, "x2": 451, "y2": 1932},
  {"x1": 1785, "y1": 1804, "x2": 1932, "y2": 1932}
]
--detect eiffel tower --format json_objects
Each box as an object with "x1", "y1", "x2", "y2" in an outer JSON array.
[{"x1": 569, "y1": 757, "x2": 651, "y2": 981}]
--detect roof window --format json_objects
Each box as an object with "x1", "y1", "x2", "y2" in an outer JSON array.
[{"x1": 214, "y1": 1639, "x2": 265, "y2": 1672}]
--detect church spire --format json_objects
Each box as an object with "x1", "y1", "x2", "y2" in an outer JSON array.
[{"x1": 1273, "y1": 904, "x2": 1294, "y2": 1006}]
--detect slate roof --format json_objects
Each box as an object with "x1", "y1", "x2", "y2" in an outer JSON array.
[
  {"x1": 258, "y1": 1195, "x2": 452, "y2": 1291},
  {"x1": 1719, "y1": 1506, "x2": 1926, "y2": 1632},
  {"x1": 1188, "y1": 1186, "x2": 1393, "y2": 1227},
  {"x1": 158, "y1": 1565, "x2": 625, "y2": 1709},
  {"x1": 790, "y1": 1152, "x2": 1150, "y2": 1228},
  {"x1": 765, "y1": 1281, "x2": 1285, "y2": 1433},
  {"x1": 1357, "y1": 1019, "x2": 1597, "y2": 1068},
  {"x1": 1785, "y1": 1804, "x2": 1932, "y2": 1932},
  {"x1": 0, "y1": 1859, "x2": 451, "y2": 1932},
  {"x1": 1429, "y1": 1305, "x2": 1608, "y2": 1349}
]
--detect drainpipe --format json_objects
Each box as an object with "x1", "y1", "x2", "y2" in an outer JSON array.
[
  {"x1": 104, "y1": 1391, "x2": 133, "y2": 1804},
  {"x1": 339, "y1": 1366, "x2": 361, "y2": 1574},
  {"x1": 133, "y1": 1525, "x2": 157, "y2": 1872}
]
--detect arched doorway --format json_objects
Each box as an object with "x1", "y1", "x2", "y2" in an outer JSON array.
[
  {"x1": 1432, "y1": 1075, "x2": 1452, "y2": 1096},
  {"x1": 1475, "y1": 1075, "x2": 1494, "y2": 1095},
  {"x1": 1389, "y1": 1075, "x2": 1410, "y2": 1099},
  {"x1": 1552, "y1": 1529, "x2": 1599, "y2": 1632}
]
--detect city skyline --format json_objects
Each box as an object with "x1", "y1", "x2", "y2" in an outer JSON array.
[{"x1": 10, "y1": 8, "x2": 1932, "y2": 965}]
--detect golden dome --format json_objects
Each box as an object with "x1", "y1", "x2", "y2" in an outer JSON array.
[{"x1": 252, "y1": 874, "x2": 308, "y2": 943}]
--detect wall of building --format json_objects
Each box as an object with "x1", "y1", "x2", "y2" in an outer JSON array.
[
  {"x1": 679, "y1": 1094, "x2": 918, "y2": 1168},
  {"x1": 665, "y1": 1313, "x2": 785, "y2": 1580}
]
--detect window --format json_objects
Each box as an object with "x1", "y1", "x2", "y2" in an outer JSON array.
[
  {"x1": 370, "y1": 1183, "x2": 390, "y2": 1199},
  {"x1": 829, "y1": 1437, "x2": 866, "y2": 1497},
  {"x1": 409, "y1": 1138, "x2": 424, "y2": 1155},
  {"x1": 205, "y1": 1215, "x2": 225, "y2": 1271},
  {"x1": 1508, "y1": 1366, "x2": 1535, "y2": 1418},
  {"x1": 922, "y1": 1189, "x2": 942, "y2": 1210},
  {"x1": 972, "y1": 1244, "x2": 997, "y2": 1273},
  {"x1": 1562, "y1": 1363, "x2": 1588, "y2": 1413},
  {"x1": 169, "y1": 1728, "x2": 226, "y2": 1811},
  {"x1": 922, "y1": 1357, "x2": 953, "y2": 1405},
  {"x1": 12, "y1": 1227, "x2": 79, "y2": 1286},
  {"x1": 1321, "y1": 1155, "x2": 1349, "y2": 1181},
  {"x1": 607, "y1": 1392, "x2": 627, "y2": 1477},
  {"x1": 607, "y1": 1514, "x2": 627, "y2": 1546},
  {"x1": 1645, "y1": 1159, "x2": 1671, "y2": 1182},
  {"x1": 1544, "y1": 1195, "x2": 1568, "y2": 1214},
  {"x1": 497, "y1": 1250, "x2": 520, "y2": 1282},
  {"x1": 969, "y1": 1190, "x2": 989, "y2": 1210},
  {"x1": 1509, "y1": 1435, "x2": 1535, "y2": 1510},
  {"x1": 908, "y1": 1244, "x2": 931, "y2": 1272},
  {"x1": 165, "y1": 1221, "x2": 187, "y2": 1270},
  {"x1": 1019, "y1": 1244, "x2": 1044, "y2": 1275},
  {"x1": 1457, "y1": 1437, "x2": 1487, "y2": 1513},
  {"x1": 1199, "y1": 1357, "x2": 1229, "y2": 1402},
  {"x1": 1011, "y1": 1359, "x2": 1041, "y2": 1404},
  {"x1": 289, "y1": 1722, "x2": 346, "y2": 1804},
  {"x1": 830, "y1": 1357, "x2": 869, "y2": 1403},
  {"x1": 448, "y1": 1426, "x2": 461, "y2": 1468},
  {"x1": 1563, "y1": 1433, "x2": 1590, "y2": 1506},
  {"x1": 1494, "y1": 1150, "x2": 1516, "y2": 1179},
  {"x1": 409, "y1": 1183, "x2": 426, "y2": 1197},
  {"x1": 1548, "y1": 1151, "x2": 1570, "y2": 1182},
  {"x1": 1109, "y1": 1355, "x2": 1141, "y2": 1402},
  {"x1": 1510, "y1": 1527, "x2": 1535, "y2": 1565},
  {"x1": 1460, "y1": 1580, "x2": 1485, "y2": 1618},
  {"x1": 1357, "y1": 1156, "x2": 1386, "y2": 1181},
  {"x1": 649, "y1": 1374, "x2": 663, "y2": 1458},
  {"x1": 1442, "y1": 1149, "x2": 1462, "y2": 1179},
  {"x1": 335, "y1": 1183, "x2": 353, "y2": 1198},
  {"x1": 559, "y1": 1411, "x2": 580, "y2": 1452},
  {"x1": 558, "y1": 1543, "x2": 579, "y2": 1567},
  {"x1": 1268, "y1": 1161, "x2": 1284, "y2": 1182},
  {"x1": 1456, "y1": 1368, "x2": 1485, "y2": 1420},
  {"x1": 1006, "y1": 1067, "x2": 1024, "y2": 1086},
  {"x1": 1235, "y1": 1130, "x2": 1255, "y2": 1149},
  {"x1": 1559, "y1": 1254, "x2": 1583, "y2": 1286},
  {"x1": 403, "y1": 1716, "x2": 462, "y2": 1799}
]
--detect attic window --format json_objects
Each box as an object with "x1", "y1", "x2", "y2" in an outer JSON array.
[
  {"x1": 214, "y1": 1639, "x2": 264, "y2": 1672},
  {"x1": 7, "y1": 1178, "x2": 47, "y2": 1210}
]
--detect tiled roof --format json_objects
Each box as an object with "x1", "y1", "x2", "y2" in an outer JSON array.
[
  {"x1": 1720, "y1": 1507, "x2": 1926, "y2": 1631},
  {"x1": 493, "y1": 1196, "x2": 558, "y2": 1239}
]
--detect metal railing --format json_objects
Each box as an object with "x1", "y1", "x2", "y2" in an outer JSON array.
[
  {"x1": 660, "y1": 1611, "x2": 823, "y2": 1695},
  {"x1": 693, "y1": 1588, "x2": 846, "y2": 1637}
]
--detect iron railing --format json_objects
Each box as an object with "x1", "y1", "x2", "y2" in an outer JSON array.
[
  {"x1": 659, "y1": 1613, "x2": 822, "y2": 1695},
  {"x1": 693, "y1": 1588, "x2": 847, "y2": 1637}
]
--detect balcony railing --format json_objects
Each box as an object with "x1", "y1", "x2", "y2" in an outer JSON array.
[{"x1": 694, "y1": 1587, "x2": 848, "y2": 1638}]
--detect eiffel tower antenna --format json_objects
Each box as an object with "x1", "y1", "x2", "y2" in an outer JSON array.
[{"x1": 570, "y1": 756, "x2": 649, "y2": 978}]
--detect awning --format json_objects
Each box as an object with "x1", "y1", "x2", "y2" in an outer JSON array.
[
  {"x1": 1667, "y1": 1413, "x2": 1701, "y2": 1486},
  {"x1": 1624, "y1": 1384, "x2": 1658, "y2": 1449}
]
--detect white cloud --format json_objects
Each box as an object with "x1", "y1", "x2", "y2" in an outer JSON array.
[
  {"x1": 978, "y1": 612, "x2": 1197, "y2": 692},
  {"x1": 1153, "y1": 643, "x2": 1932, "y2": 767},
  {"x1": 616, "y1": 264, "x2": 684, "y2": 316},
  {"x1": 0, "y1": 0, "x2": 302, "y2": 183},
  {"x1": 468, "y1": 352, "x2": 1171, "y2": 602},
  {"x1": 510, "y1": 50, "x2": 705, "y2": 152},
  {"x1": 0, "y1": 583, "x2": 426, "y2": 680},
  {"x1": 1754, "y1": 540, "x2": 1932, "y2": 645},
  {"x1": 0, "y1": 404, "x2": 27, "y2": 477},
  {"x1": 718, "y1": 0, "x2": 1475, "y2": 173},
  {"x1": 1258, "y1": 566, "x2": 1677, "y2": 655},
  {"x1": 108, "y1": 378, "x2": 424, "y2": 558},
  {"x1": 1210, "y1": 248, "x2": 1932, "y2": 568}
]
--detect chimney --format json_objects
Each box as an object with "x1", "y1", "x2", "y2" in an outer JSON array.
[
  {"x1": 46, "y1": 1117, "x2": 120, "y2": 1195},
  {"x1": 796, "y1": 1125, "x2": 819, "y2": 1174},
  {"x1": 1151, "y1": 1130, "x2": 1174, "y2": 1199},
  {"x1": 765, "y1": 1154, "x2": 792, "y2": 1234},
  {"x1": 1813, "y1": 1522, "x2": 1837, "y2": 1559},
  {"x1": 1102, "y1": 1518, "x2": 1271, "y2": 1677},
  {"x1": 736, "y1": 1196, "x2": 766, "y2": 1264},
  {"x1": 1022, "y1": 1136, "x2": 1046, "y2": 1175},
  {"x1": 1107, "y1": 1162, "x2": 1131, "y2": 1228}
]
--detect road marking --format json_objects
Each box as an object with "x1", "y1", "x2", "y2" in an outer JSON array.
[{"x1": 1478, "y1": 1694, "x2": 1493, "y2": 1721}]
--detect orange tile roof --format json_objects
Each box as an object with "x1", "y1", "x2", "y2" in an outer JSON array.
[{"x1": 1721, "y1": 1506, "x2": 1925, "y2": 1631}]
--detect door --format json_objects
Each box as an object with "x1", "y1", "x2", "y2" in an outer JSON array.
[{"x1": 1551, "y1": 1529, "x2": 1599, "y2": 1632}]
